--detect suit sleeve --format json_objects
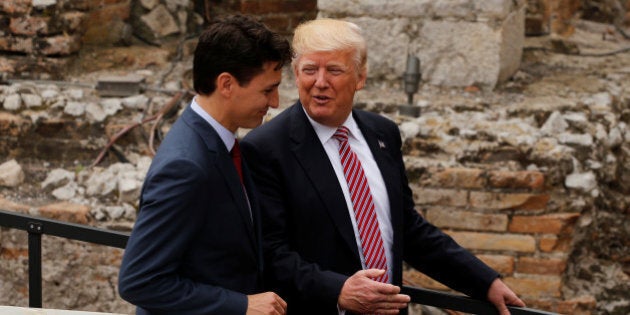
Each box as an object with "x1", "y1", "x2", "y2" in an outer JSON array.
[
  {"x1": 118, "y1": 158, "x2": 248, "y2": 314},
  {"x1": 386, "y1": 122, "x2": 500, "y2": 300},
  {"x1": 241, "y1": 139, "x2": 348, "y2": 306}
]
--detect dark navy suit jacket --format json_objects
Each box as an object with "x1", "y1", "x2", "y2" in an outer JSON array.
[
  {"x1": 119, "y1": 105, "x2": 263, "y2": 314},
  {"x1": 241, "y1": 102, "x2": 499, "y2": 315}
]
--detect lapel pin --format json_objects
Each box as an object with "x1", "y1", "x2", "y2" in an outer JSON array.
[{"x1": 378, "y1": 140, "x2": 386, "y2": 149}]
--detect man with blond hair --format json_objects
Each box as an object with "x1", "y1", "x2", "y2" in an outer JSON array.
[{"x1": 242, "y1": 18, "x2": 525, "y2": 315}]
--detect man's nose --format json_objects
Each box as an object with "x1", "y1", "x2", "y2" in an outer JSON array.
[
  {"x1": 268, "y1": 90, "x2": 279, "y2": 108},
  {"x1": 314, "y1": 69, "x2": 329, "y2": 88}
]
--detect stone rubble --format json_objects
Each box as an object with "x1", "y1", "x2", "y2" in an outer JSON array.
[{"x1": 0, "y1": 17, "x2": 629, "y2": 315}]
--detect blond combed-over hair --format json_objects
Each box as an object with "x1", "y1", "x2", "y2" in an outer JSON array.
[{"x1": 292, "y1": 18, "x2": 367, "y2": 74}]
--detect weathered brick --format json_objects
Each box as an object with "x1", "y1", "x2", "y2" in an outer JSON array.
[
  {"x1": 1, "y1": 0, "x2": 31, "y2": 15},
  {"x1": 86, "y1": 2, "x2": 130, "y2": 26},
  {"x1": 539, "y1": 235, "x2": 572, "y2": 253},
  {"x1": 469, "y1": 191, "x2": 550, "y2": 211},
  {"x1": 0, "y1": 36, "x2": 33, "y2": 54},
  {"x1": 241, "y1": 0, "x2": 316, "y2": 14},
  {"x1": 10, "y1": 16, "x2": 50, "y2": 36},
  {"x1": 0, "y1": 57, "x2": 16, "y2": 75},
  {"x1": 412, "y1": 187, "x2": 468, "y2": 207},
  {"x1": 60, "y1": 12, "x2": 88, "y2": 33},
  {"x1": 426, "y1": 208, "x2": 508, "y2": 232},
  {"x1": 261, "y1": 15, "x2": 291, "y2": 33},
  {"x1": 516, "y1": 257, "x2": 567, "y2": 275},
  {"x1": 546, "y1": 0, "x2": 581, "y2": 36},
  {"x1": 528, "y1": 295, "x2": 597, "y2": 315},
  {"x1": 487, "y1": 170, "x2": 545, "y2": 190},
  {"x1": 68, "y1": 0, "x2": 129, "y2": 11},
  {"x1": 477, "y1": 254, "x2": 515, "y2": 275},
  {"x1": 0, "y1": 247, "x2": 28, "y2": 259},
  {"x1": 504, "y1": 275, "x2": 562, "y2": 298},
  {"x1": 423, "y1": 167, "x2": 485, "y2": 189},
  {"x1": 509, "y1": 213, "x2": 580, "y2": 234},
  {"x1": 0, "y1": 112, "x2": 31, "y2": 137},
  {"x1": 403, "y1": 269, "x2": 450, "y2": 291},
  {"x1": 35, "y1": 34, "x2": 81, "y2": 56},
  {"x1": 447, "y1": 231, "x2": 536, "y2": 252},
  {"x1": 36, "y1": 202, "x2": 91, "y2": 224},
  {"x1": 0, "y1": 196, "x2": 31, "y2": 213}
]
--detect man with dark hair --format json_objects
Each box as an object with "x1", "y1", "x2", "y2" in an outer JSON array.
[{"x1": 118, "y1": 15, "x2": 292, "y2": 315}]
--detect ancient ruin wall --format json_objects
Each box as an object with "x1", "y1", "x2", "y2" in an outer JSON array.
[{"x1": 1, "y1": 0, "x2": 630, "y2": 314}]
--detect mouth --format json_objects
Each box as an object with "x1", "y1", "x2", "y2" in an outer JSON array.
[{"x1": 313, "y1": 95, "x2": 331, "y2": 104}]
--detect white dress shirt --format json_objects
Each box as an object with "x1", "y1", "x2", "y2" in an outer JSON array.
[
  {"x1": 191, "y1": 98, "x2": 236, "y2": 152},
  {"x1": 303, "y1": 108, "x2": 394, "y2": 282}
]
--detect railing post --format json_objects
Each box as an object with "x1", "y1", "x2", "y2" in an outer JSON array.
[{"x1": 27, "y1": 221, "x2": 43, "y2": 308}]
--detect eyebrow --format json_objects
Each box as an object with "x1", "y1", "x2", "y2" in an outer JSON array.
[
  {"x1": 264, "y1": 82, "x2": 281, "y2": 90},
  {"x1": 299, "y1": 60, "x2": 348, "y2": 69}
]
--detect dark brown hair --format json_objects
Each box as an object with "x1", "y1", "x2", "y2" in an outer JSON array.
[{"x1": 193, "y1": 15, "x2": 292, "y2": 95}]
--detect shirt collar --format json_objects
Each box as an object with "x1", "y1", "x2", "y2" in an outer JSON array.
[
  {"x1": 191, "y1": 97, "x2": 236, "y2": 151},
  {"x1": 301, "y1": 106, "x2": 359, "y2": 144}
]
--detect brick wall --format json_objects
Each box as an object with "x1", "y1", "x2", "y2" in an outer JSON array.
[
  {"x1": 0, "y1": 0, "x2": 315, "y2": 79},
  {"x1": 526, "y1": 0, "x2": 630, "y2": 36},
  {"x1": 0, "y1": 0, "x2": 131, "y2": 80},
  {"x1": 403, "y1": 166, "x2": 595, "y2": 314},
  {"x1": 203, "y1": 0, "x2": 316, "y2": 35}
]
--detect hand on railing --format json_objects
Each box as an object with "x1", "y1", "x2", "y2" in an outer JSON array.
[
  {"x1": 338, "y1": 269, "x2": 410, "y2": 314},
  {"x1": 487, "y1": 278, "x2": 526, "y2": 315},
  {"x1": 246, "y1": 292, "x2": 287, "y2": 315}
]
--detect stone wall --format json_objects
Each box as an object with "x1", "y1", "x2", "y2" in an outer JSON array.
[
  {"x1": 0, "y1": 0, "x2": 93, "y2": 79},
  {"x1": 1, "y1": 1, "x2": 630, "y2": 314},
  {"x1": 318, "y1": 0, "x2": 526, "y2": 89},
  {"x1": 0, "y1": 0, "x2": 316, "y2": 80}
]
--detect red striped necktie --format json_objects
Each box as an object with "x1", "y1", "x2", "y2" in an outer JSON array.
[{"x1": 333, "y1": 126, "x2": 389, "y2": 283}]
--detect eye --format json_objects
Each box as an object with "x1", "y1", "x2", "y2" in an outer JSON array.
[
  {"x1": 329, "y1": 68, "x2": 344, "y2": 75},
  {"x1": 263, "y1": 87, "x2": 277, "y2": 95},
  {"x1": 302, "y1": 67, "x2": 316, "y2": 75}
]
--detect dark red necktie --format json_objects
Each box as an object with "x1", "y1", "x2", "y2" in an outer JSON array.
[{"x1": 231, "y1": 139, "x2": 244, "y2": 184}]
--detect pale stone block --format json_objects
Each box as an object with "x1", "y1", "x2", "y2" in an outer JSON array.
[
  {"x1": 0, "y1": 159, "x2": 24, "y2": 187},
  {"x1": 140, "y1": 0, "x2": 159, "y2": 10},
  {"x1": 318, "y1": 0, "x2": 433, "y2": 18},
  {"x1": 498, "y1": 4, "x2": 526, "y2": 82},
  {"x1": 3, "y1": 94, "x2": 21, "y2": 111},
  {"x1": 141, "y1": 4, "x2": 180, "y2": 38},
  {"x1": 345, "y1": 17, "x2": 411, "y2": 81},
  {"x1": 32, "y1": 0, "x2": 57, "y2": 8},
  {"x1": 320, "y1": 1, "x2": 525, "y2": 88}
]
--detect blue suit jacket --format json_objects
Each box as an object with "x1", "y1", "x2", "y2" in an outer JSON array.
[
  {"x1": 119, "y1": 105, "x2": 263, "y2": 314},
  {"x1": 241, "y1": 102, "x2": 499, "y2": 314}
]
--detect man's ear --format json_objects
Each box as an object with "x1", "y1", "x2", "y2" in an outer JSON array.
[
  {"x1": 355, "y1": 67, "x2": 367, "y2": 91},
  {"x1": 216, "y1": 72, "x2": 234, "y2": 97}
]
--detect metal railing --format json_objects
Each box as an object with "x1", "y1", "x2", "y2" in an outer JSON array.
[
  {"x1": 0, "y1": 209, "x2": 557, "y2": 314},
  {"x1": 0, "y1": 209, "x2": 129, "y2": 308}
]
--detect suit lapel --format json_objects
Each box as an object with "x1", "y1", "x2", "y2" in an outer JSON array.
[
  {"x1": 182, "y1": 106, "x2": 257, "y2": 249},
  {"x1": 241, "y1": 162, "x2": 264, "y2": 270},
  {"x1": 288, "y1": 104, "x2": 361, "y2": 260}
]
